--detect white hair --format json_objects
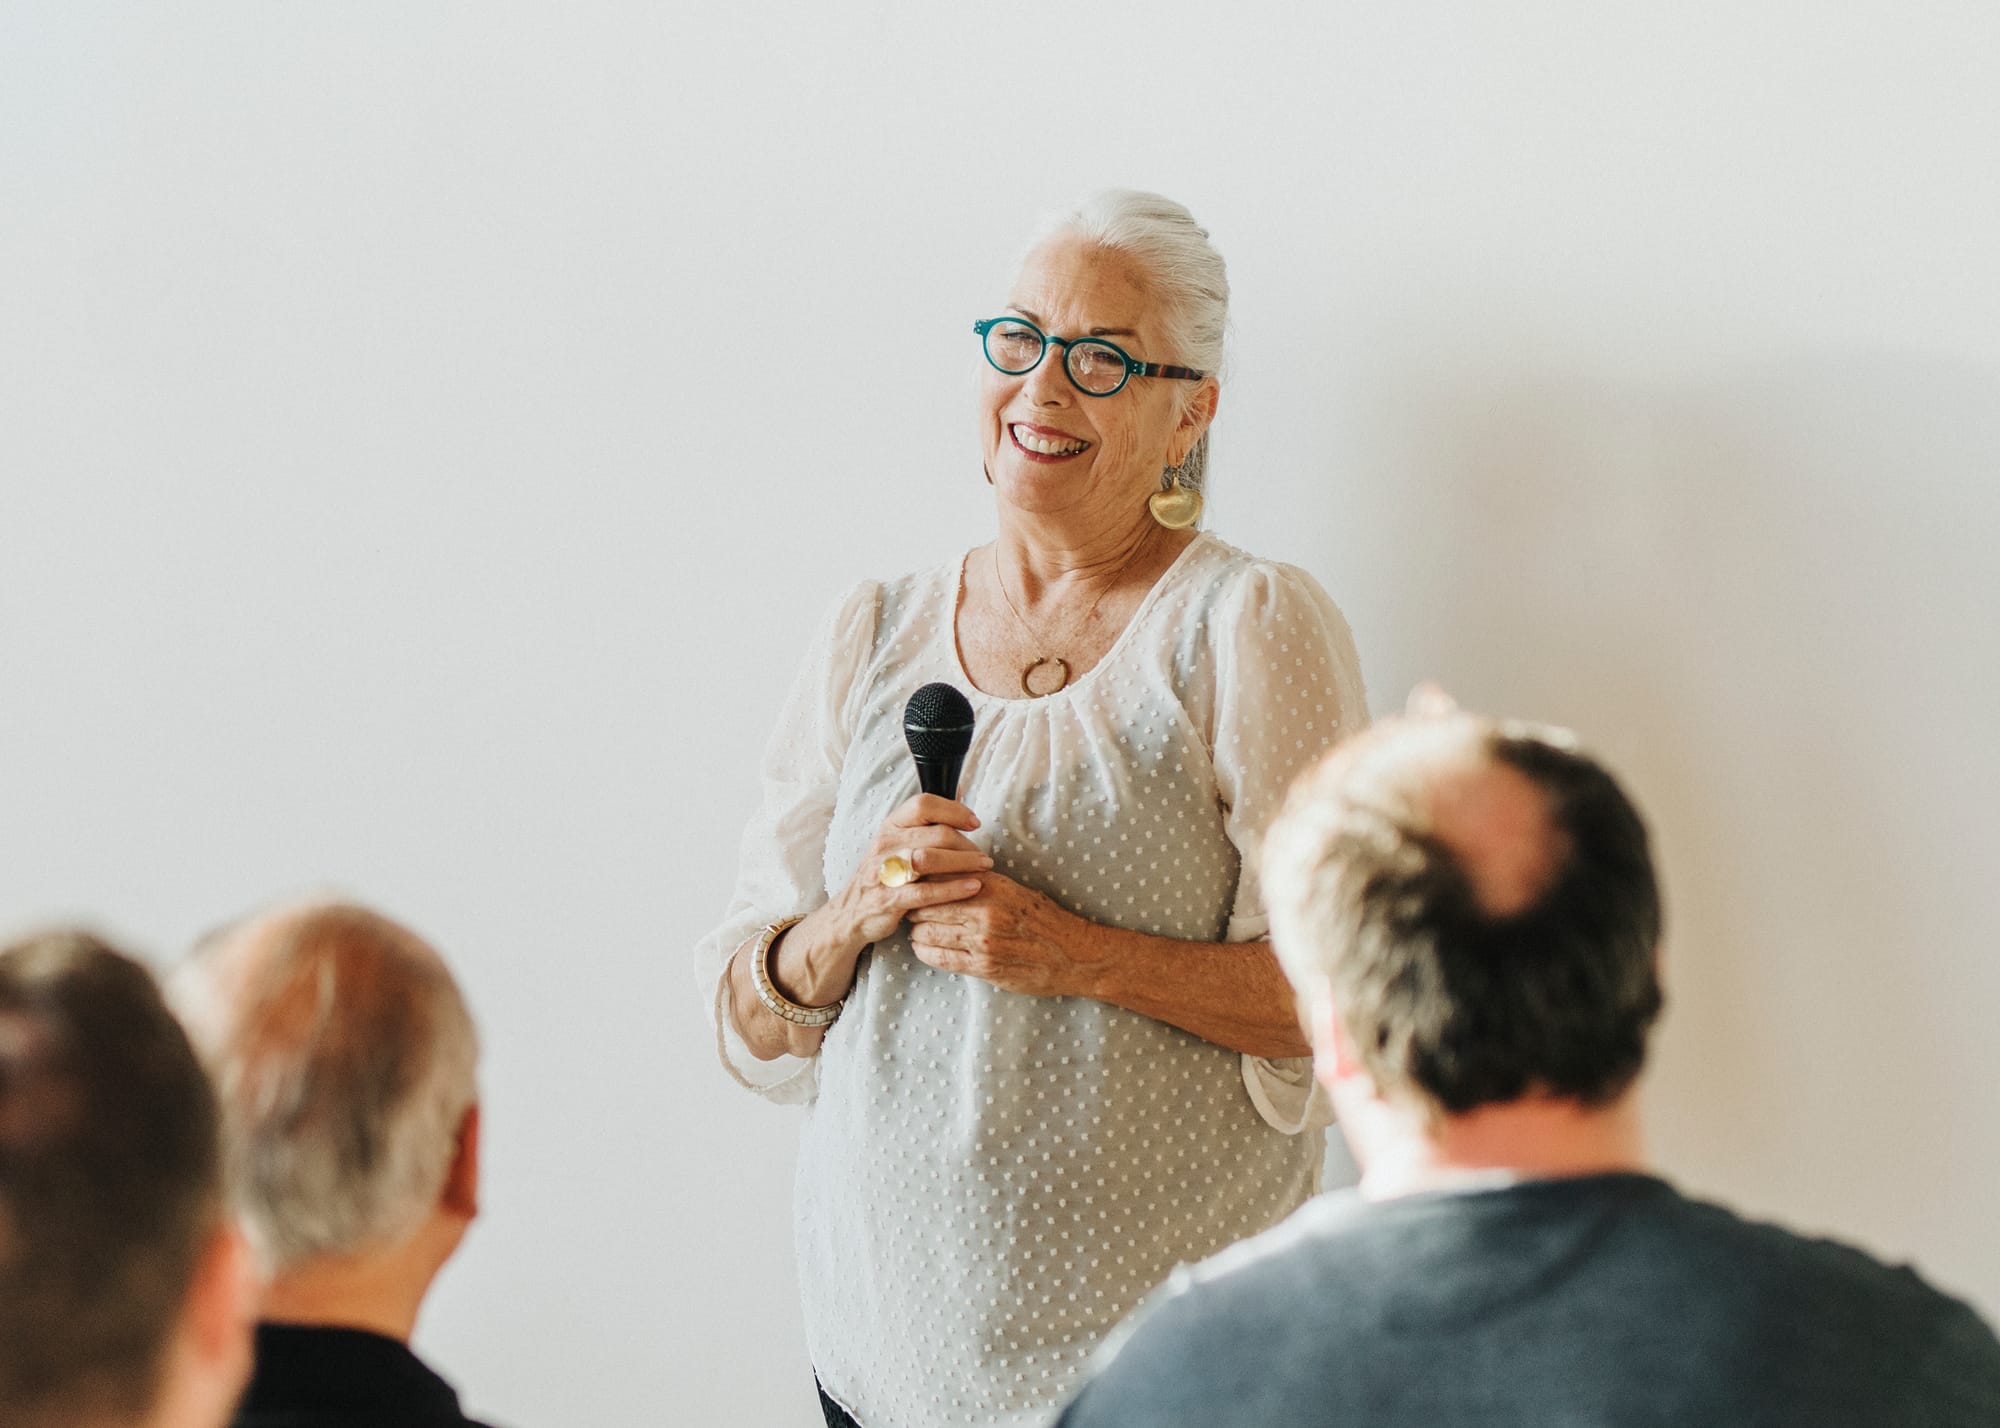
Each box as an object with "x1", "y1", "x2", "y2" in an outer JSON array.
[
  {"x1": 1033, "y1": 188, "x2": 1229, "y2": 493},
  {"x1": 169, "y1": 900, "x2": 479, "y2": 1275}
]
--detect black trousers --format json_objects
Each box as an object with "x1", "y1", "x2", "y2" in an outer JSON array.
[{"x1": 817, "y1": 1379, "x2": 861, "y2": 1428}]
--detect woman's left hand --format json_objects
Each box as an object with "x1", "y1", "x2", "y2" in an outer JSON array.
[{"x1": 904, "y1": 872, "x2": 1105, "y2": 998}]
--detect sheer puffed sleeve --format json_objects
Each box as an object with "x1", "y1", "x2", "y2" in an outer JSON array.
[
  {"x1": 692, "y1": 580, "x2": 881, "y2": 1103},
  {"x1": 1209, "y1": 561, "x2": 1367, "y2": 1134}
]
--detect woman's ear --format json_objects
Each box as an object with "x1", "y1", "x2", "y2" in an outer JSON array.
[{"x1": 1169, "y1": 380, "x2": 1220, "y2": 467}]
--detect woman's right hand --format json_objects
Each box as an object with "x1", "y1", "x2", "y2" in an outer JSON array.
[
  {"x1": 822, "y1": 794, "x2": 991, "y2": 953},
  {"x1": 736, "y1": 795, "x2": 991, "y2": 1058}
]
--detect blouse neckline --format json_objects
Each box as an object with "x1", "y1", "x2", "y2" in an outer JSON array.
[{"x1": 945, "y1": 531, "x2": 1215, "y2": 709}]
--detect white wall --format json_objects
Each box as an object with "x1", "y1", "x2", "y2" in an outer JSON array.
[{"x1": 4, "y1": 4, "x2": 1997, "y2": 1424}]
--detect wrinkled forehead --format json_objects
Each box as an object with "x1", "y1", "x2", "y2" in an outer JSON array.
[{"x1": 1007, "y1": 235, "x2": 1162, "y2": 340}]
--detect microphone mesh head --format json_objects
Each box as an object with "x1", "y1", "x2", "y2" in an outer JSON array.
[{"x1": 903, "y1": 682, "x2": 975, "y2": 759}]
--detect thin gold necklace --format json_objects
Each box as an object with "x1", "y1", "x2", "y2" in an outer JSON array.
[{"x1": 991, "y1": 539, "x2": 1150, "y2": 697}]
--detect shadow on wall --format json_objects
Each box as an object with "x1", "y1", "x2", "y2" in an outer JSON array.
[{"x1": 1345, "y1": 348, "x2": 2000, "y2": 1308}]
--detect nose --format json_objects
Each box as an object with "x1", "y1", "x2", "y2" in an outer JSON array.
[{"x1": 1020, "y1": 339, "x2": 1073, "y2": 406}]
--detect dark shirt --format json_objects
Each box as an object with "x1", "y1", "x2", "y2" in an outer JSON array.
[
  {"x1": 1056, "y1": 1173, "x2": 2000, "y2": 1428},
  {"x1": 234, "y1": 1323, "x2": 500, "y2": 1428}
]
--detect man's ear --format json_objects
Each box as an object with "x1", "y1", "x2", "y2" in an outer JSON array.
[
  {"x1": 441, "y1": 1103, "x2": 480, "y2": 1222},
  {"x1": 155, "y1": 1222, "x2": 258, "y2": 1428},
  {"x1": 186, "y1": 1222, "x2": 258, "y2": 1374},
  {"x1": 1405, "y1": 682, "x2": 1459, "y2": 719},
  {"x1": 1302, "y1": 975, "x2": 1366, "y2": 1082}
]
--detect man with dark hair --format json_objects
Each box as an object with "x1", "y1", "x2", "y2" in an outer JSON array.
[
  {"x1": 1, "y1": 929, "x2": 256, "y2": 1428},
  {"x1": 1056, "y1": 699, "x2": 2000, "y2": 1426}
]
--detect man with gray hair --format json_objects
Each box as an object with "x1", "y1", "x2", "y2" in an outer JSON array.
[
  {"x1": 172, "y1": 899, "x2": 496, "y2": 1428},
  {"x1": 1, "y1": 929, "x2": 256, "y2": 1428},
  {"x1": 1057, "y1": 699, "x2": 2000, "y2": 1426}
]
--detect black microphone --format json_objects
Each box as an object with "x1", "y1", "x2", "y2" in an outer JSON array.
[{"x1": 903, "y1": 682, "x2": 975, "y2": 799}]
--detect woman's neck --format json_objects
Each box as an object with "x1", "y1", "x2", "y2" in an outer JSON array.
[{"x1": 992, "y1": 510, "x2": 1192, "y2": 601}]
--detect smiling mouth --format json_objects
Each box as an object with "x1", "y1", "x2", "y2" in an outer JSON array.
[{"x1": 1010, "y1": 423, "x2": 1091, "y2": 458}]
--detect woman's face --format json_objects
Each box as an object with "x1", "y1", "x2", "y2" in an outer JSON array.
[{"x1": 980, "y1": 235, "x2": 1215, "y2": 529}]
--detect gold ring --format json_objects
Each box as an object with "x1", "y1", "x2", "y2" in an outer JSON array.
[{"x1": 877, "y1": 852, "x2": 916, "y2": 888}]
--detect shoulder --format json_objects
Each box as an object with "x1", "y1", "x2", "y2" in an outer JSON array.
[
  {"x1": 1166, "y1": 1188, "x2": 1373, "y2": 1309},
  {"x1": 803, "y1": 552, "x2": 957, "y2": 659},
  {"x1": 1056, "y1": 1196, "x2": 1369, "y2": 1427},
  {"x1": 814, "y1": 575, "x2": 883, "y2": 639},
  {"x1": 1163, "y1": 536, "x2": 1365, "y2": 733},
  {"x1": 1643, "y1": 1185, "x2": 2000, "y2": 1408},
  {"x1": 788, "y1": 558, "x2": 965, "y2": 724},
  {"x1": 1178, "y1": 535, "x2": 1357, "y2": 655},
  {"x1": 1181, "y1": 533, "x2": 1335, "y2": 607},
  {"x1": 1118, "y1": 1195, "x2": 1372, "y2": 1361},
  {"x1": 1660, "y1": 1186, "x2": 1998, "y2": 1328},
  {"x1": 833, "y1": 553, "x2": 963, "y2": 644}
]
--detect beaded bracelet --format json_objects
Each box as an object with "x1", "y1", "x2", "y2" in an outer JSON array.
[{"x1": 750, "y1": 916, "x2": 843, "y2": 1028}]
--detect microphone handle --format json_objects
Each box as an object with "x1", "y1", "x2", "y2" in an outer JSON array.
[{"x1": 913, "y1": 753, "x2": 966, "y2": 799}]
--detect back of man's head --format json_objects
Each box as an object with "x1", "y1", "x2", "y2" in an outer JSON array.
[
  {"x1": 1, "y1": 930, "x2": 250, "y2": 1428},
  {"x1": 170, "y1": 901, "x2": 479, "y2": 1280},
  {"x1": 1266, "y1": 713, "x2": 1664, "y2": 1118}
]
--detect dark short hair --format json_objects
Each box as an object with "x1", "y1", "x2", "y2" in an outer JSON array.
[
  {"x1": 0, "y1": 929, "x2": 224, "y2": 1428},
  {"x1": 1277, "y1": 725, "x2": 1664, "y2": 1115}
]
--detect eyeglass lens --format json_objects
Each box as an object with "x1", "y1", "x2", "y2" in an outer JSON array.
[{"x1": 983, "y1": 319, "x2": 1131, "y2": 396}]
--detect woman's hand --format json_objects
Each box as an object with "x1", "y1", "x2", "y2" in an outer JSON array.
[
  {"x1": 820, "y1": 793, "x2": 991, "y2": 954},
  {"x1": 904, "y1": 872, "x2": 1104, "y2": 999},
  {"x1": 732, "y1": 794, "x2": 989, "y2": 1061}
]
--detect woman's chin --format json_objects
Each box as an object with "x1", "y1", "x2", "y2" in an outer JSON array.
[{"x1": 990, "y1": 460, "x2": 1100, "y2": 516}]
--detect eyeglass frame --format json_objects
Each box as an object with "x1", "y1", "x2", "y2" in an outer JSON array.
[{"x1": 973, "y1": 316, "x2": 1206, "y2": 397}]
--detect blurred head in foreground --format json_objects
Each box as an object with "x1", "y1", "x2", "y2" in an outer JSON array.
[
  {"x1": 1, "y1": 930, "x2": 255, "y2": 1428},
  {"x1": 171, "y1": 900, "x2": 481, "y2": 1342},
  {"x1": 1264, "y1": 693, "x2": 1665, "y2": 1188}
]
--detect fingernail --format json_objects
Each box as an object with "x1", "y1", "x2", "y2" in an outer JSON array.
[{"x1": 978, "y1": 855, "x2": 994, "y2": 867}]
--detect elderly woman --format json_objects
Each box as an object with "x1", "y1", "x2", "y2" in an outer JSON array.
[{"x1": 695, "y1": 191, "x2": 1367, "y2": 1428}]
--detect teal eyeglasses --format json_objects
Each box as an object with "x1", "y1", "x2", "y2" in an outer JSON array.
[{"x1": 974, "y1": 316, "x2": 1205, "y2": 397}]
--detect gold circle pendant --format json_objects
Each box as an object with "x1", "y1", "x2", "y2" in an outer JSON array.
[{"x1": 1020, "y1": 656, "x2": 1071, "y2": 697}]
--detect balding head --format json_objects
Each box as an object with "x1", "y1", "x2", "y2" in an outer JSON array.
[
  {"x1": 1325, "y1": 714, "x2": 1569, "y2": 920},
  {"x1": 1266, "y1": 707, "x2": 1664, "y2": 1117},
  {"x1": 170, "y1": 901, "x2": 479, "y2": 1277}
]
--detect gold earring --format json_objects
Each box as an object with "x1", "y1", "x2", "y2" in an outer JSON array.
[{"x1": 1149, "y1": 477, "x2": 1203, "y2": 529}]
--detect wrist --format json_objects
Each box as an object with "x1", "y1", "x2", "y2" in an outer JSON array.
[
  {"x1": 1067, "y1": 915, "x2": 1126, "y2": 1003},
  {"x1": 771, "y1": 908, "x2": 864, "y2": 1007},
  {"x1": 727, "y1": 941, "x2": 797, "y2": 1061},
  {"x1": 751, "y1": 917, "x2": 844, "y2": 1031}
]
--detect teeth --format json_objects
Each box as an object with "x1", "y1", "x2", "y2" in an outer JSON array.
[{"x1": 1012, "y1": 424, "x2": 1088, "y2": 457}]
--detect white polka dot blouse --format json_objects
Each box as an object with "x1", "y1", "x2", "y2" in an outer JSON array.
[{"x1": 695, "y1": 532, "x2": 1368, "y2": 1428}]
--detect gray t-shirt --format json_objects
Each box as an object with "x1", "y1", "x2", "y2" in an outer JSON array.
[{"x1": 1055, "y1": 1173, "x2": 2000, "y2": 1428}]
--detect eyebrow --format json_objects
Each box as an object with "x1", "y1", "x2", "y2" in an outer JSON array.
[{"x1": 1008, "y1": 306, "x2": 1137, "y2": 339}]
